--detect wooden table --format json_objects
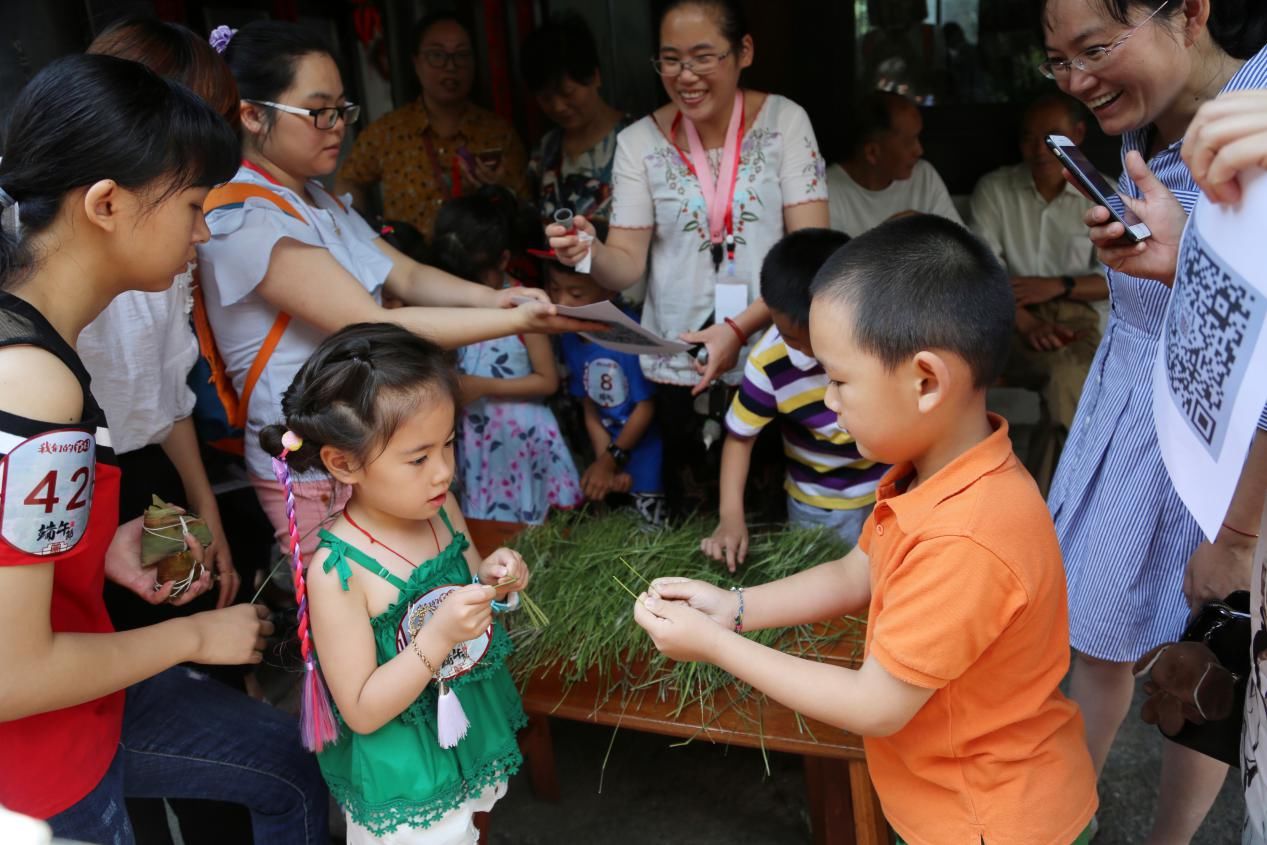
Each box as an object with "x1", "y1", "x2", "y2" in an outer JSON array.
[{"x1": 467, "y1": 518, "x2": 893, "y2": 845}]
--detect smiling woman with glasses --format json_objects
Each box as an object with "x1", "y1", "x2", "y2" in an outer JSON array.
[
  {"x1": 545, "y1": 0, "x2": 828, "y2": 517},
  {"x1": 333, "y1": 11, "x2": 527, "y2": 237},
  {"x1": 1036, "y1": 0, "x2": 1267, "y2": 841}
]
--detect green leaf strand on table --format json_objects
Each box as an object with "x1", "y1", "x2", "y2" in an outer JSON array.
[{"x1": 506, "y1": 510, "x2": 867, "y2": 726}]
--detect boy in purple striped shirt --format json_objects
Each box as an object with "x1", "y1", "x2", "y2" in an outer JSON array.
[{"x1": 702, "y1": 229, "x2": 885, "y2": 571}]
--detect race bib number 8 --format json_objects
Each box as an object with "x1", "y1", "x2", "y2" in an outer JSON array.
[{"x1": 0, "y1": 430, "x2": 95, "y2": 556}]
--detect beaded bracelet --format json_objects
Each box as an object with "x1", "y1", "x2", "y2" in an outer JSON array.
[
  {"x1": 730, "y1": 586, "x2": 745, "y2": 633},
  {"x1": 412, "y1": 636, "x2": 438, "y2": 676}
]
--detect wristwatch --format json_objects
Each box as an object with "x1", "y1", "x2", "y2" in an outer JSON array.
[
  {"x1": 1060, "y1": 275, "x2": 1076, "y2": 298},
  {"x1": 606, "y1": 443, "x2": 630, "y2": 467}
]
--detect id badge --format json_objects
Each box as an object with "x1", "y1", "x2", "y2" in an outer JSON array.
[{"x1": 715, "y1": 282, "x2": 748, "y2": 325}]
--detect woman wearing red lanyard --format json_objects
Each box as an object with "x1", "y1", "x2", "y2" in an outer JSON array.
[
  {"x1": 548, "y1": 0, "x2": 829, "y2": 510},
  {"x1": 0, "y1": 54, "x2": 327, "y2": 843}
]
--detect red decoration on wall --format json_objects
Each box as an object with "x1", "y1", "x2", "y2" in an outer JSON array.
[
  {"x1": 352, "y1": 0, "x2": 383, "y2": 47},
  {"x1": 482, "y1": 0, "x2": 512, "y2": 120}
]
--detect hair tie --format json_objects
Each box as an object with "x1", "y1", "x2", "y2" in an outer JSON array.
[
  {"x1": 279, "y1": 430, "x2": 303, "y2": 457},
  {"x1": 209, "y1": 25, "x2": 237, "y2": 54},
  {"x1": 0, "y1": 186, "x2": 20, "y2": 238}
]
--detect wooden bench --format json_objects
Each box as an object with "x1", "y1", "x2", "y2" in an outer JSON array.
[{"x1": 467, "y1": 518, "x2": 893, "y2": 845}]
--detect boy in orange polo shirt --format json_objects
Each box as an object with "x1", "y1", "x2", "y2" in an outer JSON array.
[{"x1": 634, "y1": 214, "x2": 1097, "y2": 844}]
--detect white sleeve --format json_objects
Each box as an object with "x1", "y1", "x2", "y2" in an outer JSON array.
[
  {"x1": 609, "y1": 123, "x2": 654, "y2": 229},
  {"x1": 198, "y1": 201, "x2": 326, "y2": 307},
  {"x1": 968, "y1": 172, "x2": 1007, "y2": 260},
  {"x1": 920, "y1": 162, "x2": 964, "y2": 226},
  {"x1": 776, "y1": 99, "x2": 829, "y2": 206}
]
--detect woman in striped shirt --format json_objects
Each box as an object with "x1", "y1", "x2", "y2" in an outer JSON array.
[{"x1": 1039, "y1": 0, "x2": 1267, "y2": 839}]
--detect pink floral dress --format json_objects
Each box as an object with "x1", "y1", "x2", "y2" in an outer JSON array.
[{"x1": 455, "y1": 335, "x2": 581, "y2": 523}]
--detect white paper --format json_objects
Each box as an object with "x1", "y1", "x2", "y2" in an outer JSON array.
[
  {"x1": 1153, "y1": 168, "x2": 1267, "y2": 541},
  {"x1": 715, "y1": 282, "x2": 748, "y2": 324},
  {"x1": 575, "y1": 230, "x2": 594, "y2": 274},
  {"x1": 514, "y1": 297, "x2": 692, "y2": 356}
]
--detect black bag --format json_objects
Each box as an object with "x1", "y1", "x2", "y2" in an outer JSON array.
[{"x1": 1162, "y1": 591, "x2": 1251, "y2": 767}]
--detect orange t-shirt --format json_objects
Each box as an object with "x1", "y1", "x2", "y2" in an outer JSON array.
[{"x1": 859, "y1": 415, "x2": 1097, "y2": 845}]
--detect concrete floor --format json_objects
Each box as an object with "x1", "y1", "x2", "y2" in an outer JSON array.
[{"x1": 484, "y1": 682, "x2": 1244, "y2": 844}]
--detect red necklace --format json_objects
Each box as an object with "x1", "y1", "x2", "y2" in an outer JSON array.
[{"x1": 343, "y1": 508, "x2": 439, "y2": 568}]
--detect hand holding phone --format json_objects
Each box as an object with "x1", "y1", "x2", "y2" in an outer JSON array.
[{"x1": 1046, "y1": 134, "x2": 1152, "y2": 242}]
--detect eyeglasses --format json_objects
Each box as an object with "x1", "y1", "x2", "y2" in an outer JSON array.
[
  {"x1": 247, "y1": 99, "x2": 361, "y2": 130},
  {"x1": 650, "y1": 50, "x2": 732, "y2": 77},
  {"x1": 1038, "y1": 2, "x2": 1167, "y2": 79},
  {"x1": 419, "y1": 49, "x2": 474, "y2": 69}
]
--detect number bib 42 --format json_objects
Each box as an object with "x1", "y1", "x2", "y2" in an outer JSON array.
[{"x1": 0, "y1": 430, "x2": 94, "y2": 556}]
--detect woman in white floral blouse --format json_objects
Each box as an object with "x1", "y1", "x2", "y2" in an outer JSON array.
[{"x1": 549, "y1": 0, "x2": 828, "y2": 508}]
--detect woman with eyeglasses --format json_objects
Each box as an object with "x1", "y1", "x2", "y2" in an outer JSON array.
[
  {"x1": 335, "y1": 11, "x2": 528, "y2": 238},
  {"x1": 1039, "y1": 1, "x2": 1267, "y2": 839},
  {"x1": 202, "y1": 21, "x2": 597, "y2": 562},
  {"x1": 548, "y1": 0, "x2": 828, "y2": 513}
]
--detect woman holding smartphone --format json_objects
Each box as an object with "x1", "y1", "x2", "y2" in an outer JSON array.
[{"x1": 1039, "y1": 0, "x2": 1267, "y2": 839}]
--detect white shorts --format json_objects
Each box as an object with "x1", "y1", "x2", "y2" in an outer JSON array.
[{"x1": 344, "y1": 781, "x2": 507, "y2": 845}]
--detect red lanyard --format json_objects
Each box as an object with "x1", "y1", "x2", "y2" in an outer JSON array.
[
  {"x1": 669, "y1": 91, "x2": 745, "y2": 274},
  {"x1": 242, "y1": 159, "x2": 284, "y2": 186}
]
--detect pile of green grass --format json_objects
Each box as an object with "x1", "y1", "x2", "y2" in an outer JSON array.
[{"x1": 508, "y1": 510, "x2": 866, "y2": 725}]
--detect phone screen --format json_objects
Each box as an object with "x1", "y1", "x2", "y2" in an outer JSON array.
[{"x1": 1051, "y1": 139, "x2": 1145, "y2": 228}]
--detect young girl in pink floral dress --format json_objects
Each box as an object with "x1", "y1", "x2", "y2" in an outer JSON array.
[{"x1": 434, "y1": 188, "x2": 582, "y2": 523}]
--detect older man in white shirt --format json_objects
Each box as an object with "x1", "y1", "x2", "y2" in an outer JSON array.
[
  {"x1": 970, "y1": 93, "x2": 1108, "y2": 431},
  {"x1": 826, "y1": 90, "x2": 962, "y2": 236}
]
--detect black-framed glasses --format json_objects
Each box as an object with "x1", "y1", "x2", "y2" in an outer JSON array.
[
  {"x1": 1038, "y1": 1, "x2": 1166, "y2": 79},
  {"x1": 419, "y1": 48, "x2": 475, "y2": 69},
  {"x1": 247, "y1": 99, "x2": 361, "y2": 130},
  {"x1": 650, "y1": 50, "x2": 732, "y2": 77}
]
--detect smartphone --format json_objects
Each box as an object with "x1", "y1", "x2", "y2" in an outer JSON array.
[
  {"x1": 475, "y1": 148, "x2": 503, "y2": 169},
  {"x1": 1045, "y1": 134, "x2": 1151, "y2": 242}
]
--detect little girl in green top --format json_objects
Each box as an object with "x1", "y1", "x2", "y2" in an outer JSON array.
[{"x1": 261, "y1": 322, "x2": 530, "y2": 844}]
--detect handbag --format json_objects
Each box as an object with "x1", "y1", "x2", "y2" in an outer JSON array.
[{"x1": 1157, "y1": 591, "x2": 1251, "y2": 767}]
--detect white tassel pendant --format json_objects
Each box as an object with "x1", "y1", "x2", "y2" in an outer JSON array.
[{"x1": 436, "y1": 681, "x2": 470, "y2": 748}]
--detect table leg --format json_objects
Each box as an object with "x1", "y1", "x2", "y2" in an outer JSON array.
[
  {"x1": 848, "y1": 758, "x2": 892, "y2": 845},
  {"x1": 518, "y1": 713, "x2": 561, "y2": 802},
  {"x1": 804, "y1": 755, "x2": 854, "y2": 845}
]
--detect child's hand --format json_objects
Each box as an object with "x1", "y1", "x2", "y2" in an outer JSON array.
[
  {"x1": 649, "y1": 577, "x2": 738, "y2": 630},
  {"x1": 633, "y1": 591, "x2": 726, "y2": 663},
  {"x1": 581, "y1": 459, "x2": 619, "y2": 501},
  {"x1": 701, "y1": 516, "x2": 749, "y2": 572},
  {"x1": 431, "y1": 584, "x2": 496, "y2": 646},
  {"x1": 612, "y1": 472, "x2": 633, "y2": 494},
  {"x1": 478, "y1": 548, "x2": 531, "y2": 599}
]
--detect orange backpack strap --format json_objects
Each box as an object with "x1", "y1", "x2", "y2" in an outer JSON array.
[
  {"x1": 235, "y1": 313, "x2": 291, "y2": 429},
  {"x1": 204, "y1": 181, "x2": 308, "y2": 223},
  {"x1": 201, "y1": 181, "x2": 308, "y2": 430}
]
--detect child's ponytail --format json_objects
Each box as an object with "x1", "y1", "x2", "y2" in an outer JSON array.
[{"x1": 270, "y1": 430, "x2": 339, "y2": 752}]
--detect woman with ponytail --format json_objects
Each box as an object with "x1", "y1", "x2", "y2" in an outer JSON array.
[
  {"x1": 200, "y1": 21, "x2": 598, "y2": 562},
  {"x1": 0, "y1": 54, "x2": 326, "y2": 842},
  {"x1": 261, "y1": 322, "x2": 530, "y2": 844},
  {"x1": 1039, "y1": 0, "x2": 1267, "y2": 839}
]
